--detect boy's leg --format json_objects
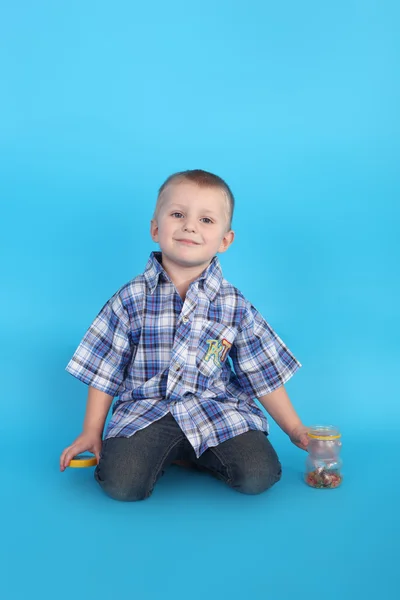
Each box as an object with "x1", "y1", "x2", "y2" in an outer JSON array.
[
  {"x1": 192, "y1": 430, "x2": 282, "y2": 495},
  {"x1": 94, "y1": 413, "x2": 188, "y2": 501}
]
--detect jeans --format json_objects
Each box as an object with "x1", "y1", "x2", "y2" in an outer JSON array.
[{"x1": 94, "y1": 412, "x2": 282, "y2": 501}]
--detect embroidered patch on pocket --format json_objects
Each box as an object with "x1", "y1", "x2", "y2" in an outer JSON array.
[{"x1": 204, "y1": 338, "x2": 232, "y2": 367}]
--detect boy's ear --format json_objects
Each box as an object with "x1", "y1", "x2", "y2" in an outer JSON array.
[
  {"x1": 218, "y1": 229, "x2": 235, "y2": 253},
  {"x1": 150, "y1": 219, "x2": 159, "y2": 242}
]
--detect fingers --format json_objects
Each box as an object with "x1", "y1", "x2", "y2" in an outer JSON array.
[
  {"x1": 299, "y1": 435, "x2": 309, "y2": 451},
  {"x1": 94, "y1": 447, "x2": 100, "y2": 464},
  {"x1": 301, "y1": 434, "x2": 309, "y2": 448},
  {"x1": 296, "y1": 442, "x2": 307, "y2": 451},
  {"x1": 292, "y1": 436, "x2": 309, "y2": 451},
  {"x1": 94, "y1": 441, "x2": 102, "y2": 464},
  {"x1": 60, "y1": 446, "x2": 75, "y2": 472},
  {"x1": 60, "y1": 447, "x2": 69, "y2": 472},
  {"x1": 291, "y1": 427, "x2": 310, "y2": 451},
  {"x1": 60, "y1": 436, "x2": 101, "y2": 471},
  {"x1": 59, "y1": 441, "x2": 84, "y2": 471}
]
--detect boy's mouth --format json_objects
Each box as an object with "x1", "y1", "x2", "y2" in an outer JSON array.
[{"x1": 176, "y1": 239, "x2": 200, "y2": 246}]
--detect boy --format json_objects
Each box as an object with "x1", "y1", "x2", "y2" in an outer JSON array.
[{"x1": 60, "y1": 169, "x2": 309, "y2": 501}]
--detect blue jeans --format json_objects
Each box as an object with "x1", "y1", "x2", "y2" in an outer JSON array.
[{"x1": 94, "y1": 412, "x2": 282, "y2": 501}]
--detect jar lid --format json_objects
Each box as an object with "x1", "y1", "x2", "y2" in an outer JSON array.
[
  {"x1": 68, "y1": 454, "x2": 98, "y2": 468},
  {"x1": 307, "y1": 425, "x2": 341, "y2": 440}
]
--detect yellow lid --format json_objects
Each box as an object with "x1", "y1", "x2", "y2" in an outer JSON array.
[
  {"x1": 307, "y1": 425, "x2": 341, "y2": 441},
  {"x1": 69, "y1": 454, "x2": 98, "y2": 468}
]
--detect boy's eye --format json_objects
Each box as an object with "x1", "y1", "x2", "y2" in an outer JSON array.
[{"x1": 170, "y1": 213, "x2": 213, "y2": 224}]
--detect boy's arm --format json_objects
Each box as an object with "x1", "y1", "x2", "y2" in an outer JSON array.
[
  {"x1": 60, "y1": 386, "x2": 114, "y2": 471},
  {"x1": 258, "y1": 386, "x2": 309, "y2": 450},
  {"x1": 83, "y1": 386, "x2": 114, "y2": 436}
]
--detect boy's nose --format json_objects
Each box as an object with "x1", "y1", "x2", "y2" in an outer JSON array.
[{"x1": 183, "y1": 221, "x2": 196, "y2": 233}]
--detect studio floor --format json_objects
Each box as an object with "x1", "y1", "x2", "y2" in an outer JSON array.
[{"x1": 2, "y1": 432, "x2": 398, "y2": 600}]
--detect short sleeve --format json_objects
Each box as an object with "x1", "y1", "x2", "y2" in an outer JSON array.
[
  {"x1": 65, "y1": 293, "x2": 133, "y2": 397},
  {"x1": 230, "y1": 302, "x2": 302, "y2": 398}
]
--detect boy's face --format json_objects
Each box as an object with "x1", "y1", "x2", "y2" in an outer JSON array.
[{"x1": 150, "y1": 182, "x2": 234, "y2": 272}]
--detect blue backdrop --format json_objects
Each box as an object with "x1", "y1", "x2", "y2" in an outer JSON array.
[{"x1": 1, "y1": 2, "x2": 399, "y2": 599}]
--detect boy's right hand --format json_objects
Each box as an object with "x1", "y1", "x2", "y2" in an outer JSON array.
[{"x1": 60, "y1": 432, "x2": 102, "y2": 472}]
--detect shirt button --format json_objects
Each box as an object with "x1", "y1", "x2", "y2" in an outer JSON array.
[
  {"x1": 175, "y1": 364, "x2": 181, "y2": 372},
  {"x1": 182, "y1": 315, "x2": 189, "y2": 323}
]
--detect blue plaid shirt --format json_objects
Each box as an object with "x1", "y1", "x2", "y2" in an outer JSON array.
[{"x1": 66, "y1": 252, "x2": 301, "y2": 457}]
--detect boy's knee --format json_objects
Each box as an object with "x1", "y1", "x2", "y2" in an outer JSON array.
[
  {"x1": 232, "y1": 460, "x2": 282, "y2": 495},
  {"x1": 94, "y1": 462, "x2": 155, "y2": 502},
  {"x1": 98, "y1": 480, "x2": 152, "y2": 502}
]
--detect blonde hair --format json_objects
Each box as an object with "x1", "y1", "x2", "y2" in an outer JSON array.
[{"x1": 153, "y1": 169, "x2": 235, "y2": 230}]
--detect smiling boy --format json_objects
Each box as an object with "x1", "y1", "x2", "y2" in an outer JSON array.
[{"x1": 60, "y1": 169, "x2": 308, "y2": 501}]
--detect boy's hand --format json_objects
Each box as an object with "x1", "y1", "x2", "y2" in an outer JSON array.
[
  {"x1": 289, "y1": 424, "x2": 310, "y2": 451},
  {"x1": 60, "y1": 432, "x2": 102, "y2": 472}
]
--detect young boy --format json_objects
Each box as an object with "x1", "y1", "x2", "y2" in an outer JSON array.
[{"x1": 60, "y1": 169, "x2": 309, "y2": 501}]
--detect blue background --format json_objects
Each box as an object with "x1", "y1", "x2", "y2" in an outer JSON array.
[{"x1": 1, "y1": 1, "x2": 399, "y2": 598}]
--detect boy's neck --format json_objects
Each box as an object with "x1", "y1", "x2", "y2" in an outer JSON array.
[{"x1": 160, "y1": 254, "x2": 212, "y2": 301}]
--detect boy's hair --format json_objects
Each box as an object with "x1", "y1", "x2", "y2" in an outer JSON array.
[{"x1": 154, "y1": 169, "x2": 235, "y2": 230}]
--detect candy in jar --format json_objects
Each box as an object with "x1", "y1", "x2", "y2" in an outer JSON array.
[{"x1": 305, "y1": 426, "x2": 342, "y2": 489}]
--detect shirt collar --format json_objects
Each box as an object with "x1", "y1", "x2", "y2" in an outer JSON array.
[
  {"x1": 143, "y1": 251, "x2": 223, "y2": 301},
  {"x1": 143, "y1": 252, "x2": 170, "y2": 293}
]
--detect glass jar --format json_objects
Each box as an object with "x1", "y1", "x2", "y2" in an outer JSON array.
[{"x1": 305, "y1": 425, "x2": 342, "y2": 489}]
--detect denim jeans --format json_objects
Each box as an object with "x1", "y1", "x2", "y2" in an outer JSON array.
[{"x1": 94, "y1": 412, "x2": 282, "y2": 501}]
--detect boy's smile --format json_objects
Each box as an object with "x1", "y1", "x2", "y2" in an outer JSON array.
[
  {"x1": 176, "y1": 239, "x2": 200, "y2": 245},
  {"x1": 150, "y1": 182, "x2": 234, "y2": 277}
]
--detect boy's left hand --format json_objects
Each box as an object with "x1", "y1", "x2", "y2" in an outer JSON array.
[{"x1": 289, "y1": 424, "x2": 310, "y2": 451}]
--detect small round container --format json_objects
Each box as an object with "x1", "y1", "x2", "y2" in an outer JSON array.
[
  {"x1": 305, "y1": 425, "x2": 342, "y2": 489},
  {"x1": 69, "y1": 453, "x2": 97, "y2": 468}
]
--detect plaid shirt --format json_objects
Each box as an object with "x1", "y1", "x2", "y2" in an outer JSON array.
[{"x1": 65, "y1": 252, "x2": 301, "y2": 457}]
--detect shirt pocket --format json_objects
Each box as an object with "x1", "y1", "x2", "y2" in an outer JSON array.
[{"x1": 196, "y1": 320, "x2": 237, "y2": 380}]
